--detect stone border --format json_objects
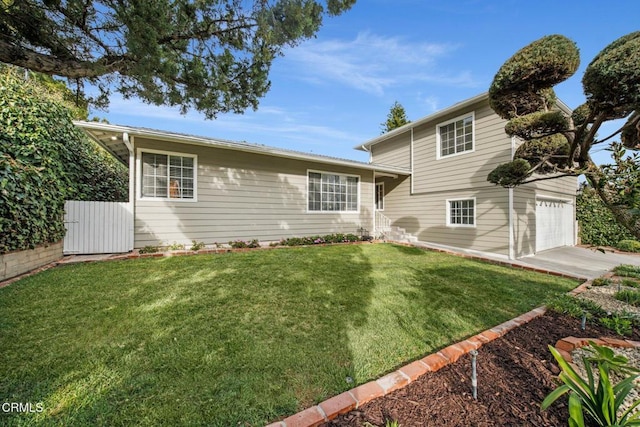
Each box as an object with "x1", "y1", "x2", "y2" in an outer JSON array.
[{"x1": 554, "y1": 336, "x2": 640, "y2": 364}]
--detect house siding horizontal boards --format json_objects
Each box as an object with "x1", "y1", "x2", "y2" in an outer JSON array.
[
  {"x1": 412, "y1": 100, "x2": 511, "y2": 194},
  {"x1": 369, "y1": 132, "x2": 411, "y2": 168},
  {"x1": 133, "y1": 138, "x2": 374, "y2": 247},
  {"x1": 513, "y1": 187, "x2": 537, "y2": 258},
  {"x1": 380, "y1": 176, "x2": 510, "y2": 256}
]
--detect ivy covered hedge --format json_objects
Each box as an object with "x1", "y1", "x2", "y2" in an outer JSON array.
[
  {"x1": 577, "y1": 186, "x2": 636, "y2": 247},
  {"x1": 0, "y1": 68, "x2": 127, "y2": 254}
]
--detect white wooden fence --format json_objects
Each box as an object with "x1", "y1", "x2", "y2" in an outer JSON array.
[{"x1": 63, "y1": 201, "x2": 134, "y2": 255}]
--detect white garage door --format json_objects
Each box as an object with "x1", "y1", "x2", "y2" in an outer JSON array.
[{"x1": 536, "y1": 198, "x2": 574, "y2": 252}]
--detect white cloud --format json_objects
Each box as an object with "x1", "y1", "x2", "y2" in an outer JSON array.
[{"x1": 283, "y1": 32, "x2": 477, "y2": 95}]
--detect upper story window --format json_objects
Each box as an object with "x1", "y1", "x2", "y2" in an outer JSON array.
[
  {"x1": 437, "y1": 113, "x2": 474, "y2": 159},
  {"x1": 140, "y1": 150, "x2": 196, "y2": 200},
  {"x1": 308, "y1": 171, "x2": 359, "y2": 212}
]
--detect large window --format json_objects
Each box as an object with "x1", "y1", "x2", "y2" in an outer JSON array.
[
  {"x1": 438, "y1": 113, "x2": 474, "y2": 158},
  {"x1": 447, "y1": 198, "x2": 475, "y2": 227},
  {"x1": 141, "y1": 151, "x2": 195, "y2": 200},
  {"x1": 308, "y1": 171, "x2": 359, "y2": 212}
]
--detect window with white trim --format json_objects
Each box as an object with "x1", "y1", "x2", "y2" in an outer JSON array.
[
  {"x1": 447, "y1": 198, "x2": 475, "y2": 226},
  {"x1": 438, "y1": 114, "x2": 474, "y2": 158},
  {"x1": 308, "y1": 171, "x2": 359, "y2": 212},
  {"x1": 141, "y1": 151, "x2": 195, "y2": 200}
]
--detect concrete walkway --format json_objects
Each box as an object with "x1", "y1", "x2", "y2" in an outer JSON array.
[
  {"x1": 517, "y1": 246, "x2": 640, "y2": 279},
  {"x1": 413, "y1": 241, "x2": 640, "y2": 280}
]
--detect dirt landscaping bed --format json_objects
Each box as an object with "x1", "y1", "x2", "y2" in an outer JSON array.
[{"x1": 323, "y1": 311, "x2": 640, "y2": 427}]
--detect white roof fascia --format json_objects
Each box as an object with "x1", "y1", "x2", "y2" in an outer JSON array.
[
  {"x1": 356, "y1": 92, "x2": 574, "y2": 151},
  {"x1": 74, "y1": 121, "x2": 411, "y2": 176},
  {"x1": 356, "y1": 92, "x2": 489, "y2": 151}
]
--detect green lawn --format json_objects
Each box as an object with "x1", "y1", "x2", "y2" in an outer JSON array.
[{"x1": 0, "y1": 243, "x2": 577, "y2": 426}]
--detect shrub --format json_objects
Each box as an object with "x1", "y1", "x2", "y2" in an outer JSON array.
[
  {"x1": 615, "y1": 289, "x2": 640, "y2": 307},
  {"x1": 139, "y1": 245, "x2": 159, "y2": 254},
  {"x1": 168, "y1": 242, "x2": 185, "y2": 251},
  {"x1": 617, "y1": 240, "x2": 640, "y2": 253},
  {"x1": 577, "y1": 186, "x2": 636, "y2": 247},
  {"x1": 592, "y1": 277, "x2": 613, "y2": 287},
  {"x1": 621, "y1": 279, "x2": 640, "y2": 288},
  {"x1": 229, "y1": 239, "x2": 260, "y2": 249},
  {"x1": 599, "y1": 315, "x2": 633, "y2": 336},
  {"x1": 614, "y1": 265, "x2": 640, "y2": 279},
  {"x1": 190, "y1": 240, "x2": 206, "y2": 251},
  {"x1": 545, "y1": 294, "x2": 606, "y2": 319},
  {"x1": 0, "y1": 67, "x2": 128, "y2": 254}
]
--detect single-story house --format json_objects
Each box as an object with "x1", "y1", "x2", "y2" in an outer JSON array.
[{"x1": 74, "y1": 92, "x2": 577, "y2": 259}]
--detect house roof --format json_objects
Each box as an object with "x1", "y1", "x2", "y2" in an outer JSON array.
[
  {"x1": 74, "y1": 121, "x2": 412, "y2": 176},
  {"x1": 355, "y1": 92, "x2": 572, "y2": 151}
]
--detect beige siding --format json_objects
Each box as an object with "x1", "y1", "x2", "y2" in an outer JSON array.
[
  {"x1": 513, "y1": 187, "x2": 537, "y2": 258},
  {"x1": 133, "y1": 138, "x2": 374, "y2": 247},
  {"x1": 369, "y1": 132, "x2": 411, "y2": 168},
  {"x1": 412, "y1": 99, "x2": 512, "y2": 193},
  {"x1": 379, "y1": 176, "x2": 510, "y2": 256}
]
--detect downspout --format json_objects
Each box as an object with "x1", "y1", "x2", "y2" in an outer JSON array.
[
  {"x1": 122, "y1": 132, "x2": 135, "y2": 251},
  {"x1": 360, "y1": 144, "x2": 372, "y2": 163},
  {"x1": 508, "y1": 136, "x2": 515, "y2": 260},
  {"x1": 410, "y1": 128, "x2": 414, "y2": 194}
]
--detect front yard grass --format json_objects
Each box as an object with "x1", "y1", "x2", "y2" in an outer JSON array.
[{"x1": 0, "y1": 243, "x2": 578, "y2": 426}]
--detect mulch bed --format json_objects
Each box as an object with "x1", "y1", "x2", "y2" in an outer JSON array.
[{"x1": 323, "y1": 312, "x2": 640, "y2": 427}]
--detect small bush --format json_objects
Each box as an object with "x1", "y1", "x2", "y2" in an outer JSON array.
[
  {"x1": 277, "y1": 233, "x2": 362, "y2": 247},
  {"x1": 599, "y1": 315, "x2": 633, "y2": 336},
  {"x1": 139, "y1": 245, "x2": 159, "y2": 254},
  {"x1": 621, "y1": 278, "x2": 640, "y2": 288},
  {"x1": 616, "y1": 240, "x2": 640, "y2": 253},
  {"x1": 229, "y1": 239, "x2": 260, "y2": 249},
  {"x1": 592, "y1": 277, "x2": 613, "y2": 286},
  {"x1": 545, "y1": 294, "x2": 606, "y2": 319},
  {"x1": 168, "y1": 242, "x2": 185, "y2": 251},
  {"x1": 615, "y1": 289, "x2": 640, "y2": 307},
  {"x1": 614, "y1": 264, "x2": 640, "y2": 279},
  {"x1": 190, "y1": 240, "x2": 206, "y2": 251}
]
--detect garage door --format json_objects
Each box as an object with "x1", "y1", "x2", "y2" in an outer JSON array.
[{"x1": 536, "y1": 198, "x2": 574, "y2": 252}]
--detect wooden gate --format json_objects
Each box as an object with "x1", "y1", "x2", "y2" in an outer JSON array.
[{"x1": 63, "y1": 201, "x2": 134, "y2": 254}]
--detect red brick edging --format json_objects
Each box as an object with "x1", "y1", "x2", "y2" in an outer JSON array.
[
  {"x1": 554, "y1": 336, "x2": 640, "y2": 364},
  {"x1": 265, "y1": 306, "x2": 549, "y2": 427}
]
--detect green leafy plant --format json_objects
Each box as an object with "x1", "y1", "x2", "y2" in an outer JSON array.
[
  {"x1": 168, "y1": 242, "x2": 185, "y2": 251},
  {"x1": 617, "y1": 240, "x2": 640, "y2": 253},
  {"x1": 229, "y1": 239, "x2": 260, "y2": 249},
  {"x1": 599, "y1": 315, "x2": 634, "y2": 336},
  {"x1": 615, "y1": 265, "x2": 640, "y2": 279},
  {"x1": 190, "y1": 240, "x2": 206, "y2": 251},
  {"x1": 593, "y1": 277, "x2": 614, "y2": 287},
  {"x1": 545, "y1": 294, "x2": 606, "y2": 319},
  {"x1": 542, "y1": 342, "x2": 640, "y2": 426},
  {"x1": 622, "y1": 279, "x2": 640, "y2": 288},
  {"x1": 615, "y1": 290, "x2": 640, "y2": 307},
  {"x1": 138, "y1": 245, "x2": 159, "y2": 254}
]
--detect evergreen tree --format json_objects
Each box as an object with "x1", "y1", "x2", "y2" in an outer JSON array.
[
  {"x1": 486, "y1": 33, "x2": 640, "y2": 239},
  {"x1": 0, "y1": 0, "x2": 355, "y2": 117},
  {"x1": 381, "y1": 101, "x2": 411, "y2": 133}
]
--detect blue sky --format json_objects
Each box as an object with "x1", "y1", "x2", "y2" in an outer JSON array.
[{"x1": 99, "y1": 0, "x2": 640, "y2": 165}]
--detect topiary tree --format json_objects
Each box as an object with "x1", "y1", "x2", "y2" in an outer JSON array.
[{"x1": 487, "y1": 33, "x2": 640, "y2": 239}]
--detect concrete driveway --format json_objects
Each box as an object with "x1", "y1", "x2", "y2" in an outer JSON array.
[{"x1": 518, "y1": 246, "x2": 640, "y2": 279}]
